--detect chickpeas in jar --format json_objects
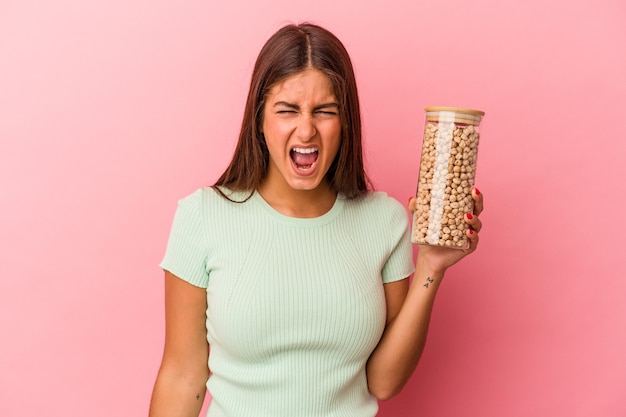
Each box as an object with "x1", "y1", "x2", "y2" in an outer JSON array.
[{"x1": 411, "y1": 106, "x2": 485, "y2": 249}]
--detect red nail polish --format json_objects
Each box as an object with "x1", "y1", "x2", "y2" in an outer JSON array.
[
  {"x1": 466, "y1": 213, "x2": 473, "y2": 220},
  {"x1": 408, "y1": 197, "x2": 413, "y2": 204},
  {"x1": 468, "y1": 229, "x2": 474, "y2": 235},
  {"x1": 474, "y1": 187, "x2": 481, "y2": 195}
]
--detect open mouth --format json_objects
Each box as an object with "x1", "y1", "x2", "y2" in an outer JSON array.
[{"x1": 290, "y1": 147, "x2": 319, "y2": 171}]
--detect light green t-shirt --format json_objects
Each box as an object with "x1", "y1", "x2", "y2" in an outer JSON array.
[{"x1": 160, "y1": 187, "x2": 415, "y2": 417}]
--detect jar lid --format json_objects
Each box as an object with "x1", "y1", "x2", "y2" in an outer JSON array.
[{"x1": 425, "y1": 106, "x2": 485, "y2": 125}]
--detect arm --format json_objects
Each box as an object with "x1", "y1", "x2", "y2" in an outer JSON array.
[
  {"x1": 366, "y1": 189, "x2": 483, "y2": 400},
  {"x1": 149, "y1": 271, "x2": 210, "y2": 417}
]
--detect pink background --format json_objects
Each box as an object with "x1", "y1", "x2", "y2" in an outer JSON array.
[{"x1": 1, "y1": 0, "x2": 625, "y2": 416}]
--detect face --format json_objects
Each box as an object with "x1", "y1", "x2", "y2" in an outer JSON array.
[{"x1": 261, "y1": 69, "x2": 342, "y2": 194}]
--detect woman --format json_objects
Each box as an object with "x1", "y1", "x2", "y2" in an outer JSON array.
[{"x1": 149, "y1": 23, "x2": 483, "y2": 417}]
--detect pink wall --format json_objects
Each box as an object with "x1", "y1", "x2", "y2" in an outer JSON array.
[{"x1": 1, "y1": 0, "x2": 625, "y2": 415}]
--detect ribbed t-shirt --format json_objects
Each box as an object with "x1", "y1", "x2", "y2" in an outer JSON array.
[{"x1": 160, "y1": 187, "x2": 415, "y2": 417}]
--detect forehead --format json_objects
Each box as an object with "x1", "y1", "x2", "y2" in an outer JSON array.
[{"x1": 267, "y1": 69, "x2": 336, "y2": 102}]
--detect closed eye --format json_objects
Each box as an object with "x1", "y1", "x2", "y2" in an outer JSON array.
[{"x1": 314, "y1": 103, "x2": 339, "y2": 117}]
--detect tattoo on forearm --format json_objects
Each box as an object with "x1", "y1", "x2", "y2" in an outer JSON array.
[{"x1": 423, "y1": 277, "x2": 434, "y2": 289}]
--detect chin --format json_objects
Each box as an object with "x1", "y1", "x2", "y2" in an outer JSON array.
[
  {"x1": 288, "y1": 180, "x2": 323, "y2": 192},
  {"x1": 286, "y1": 174, "x2": 327, "y2": 192}
]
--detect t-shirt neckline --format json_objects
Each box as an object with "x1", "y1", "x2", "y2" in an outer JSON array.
[{"x1": 251, "y1": 190, "x2": 345, "y2": 228}]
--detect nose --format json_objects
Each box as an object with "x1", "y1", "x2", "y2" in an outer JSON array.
[{"x1": 296, "y1": 115, "x2": 316, "y2": 141}]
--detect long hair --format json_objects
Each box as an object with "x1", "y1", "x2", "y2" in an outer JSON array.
[{"x1": 213, "y1": 23, "x2": 370, "y2": 199}]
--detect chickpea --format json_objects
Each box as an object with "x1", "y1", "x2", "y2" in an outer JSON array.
[{"x1": 411, "y1": 111, "x2": 482, "y2": 249}]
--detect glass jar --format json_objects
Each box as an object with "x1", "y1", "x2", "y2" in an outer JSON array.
[{"x1": 411, "y1": 106, "x2": 485, "y2": 248}]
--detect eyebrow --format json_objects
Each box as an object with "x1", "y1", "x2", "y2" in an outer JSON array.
[{"x1": 273, "y1": 101, "x2": 339, "y2": 111}]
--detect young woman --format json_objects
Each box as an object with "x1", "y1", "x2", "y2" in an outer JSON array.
[{"x1": 149, "y1": 23, "x2": 483, "y2": 417}]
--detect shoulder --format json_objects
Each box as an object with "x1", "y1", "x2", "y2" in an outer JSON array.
[
  {"x1": 173, "y1": 187, "x2": 260, "y2": 236},
  {"x1": 170, "y1": 188, "x2": 230, "y2": 228},
  {"x1": 341, "y1": 191, "x2": 409, "y2": 238},
  {"x1": 176, "y1": 186, "x2": 252, "y2": 208},
  {"x1": 175, "y1": 187, "x2": 205, "y2": 207},
  {"x1": 344, "y1": 191, "x2": 407, "y2": 219}
]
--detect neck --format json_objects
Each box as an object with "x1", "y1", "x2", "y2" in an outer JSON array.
[{"x1": 257, "y1": 180, "x2": 337, "y2": 218}]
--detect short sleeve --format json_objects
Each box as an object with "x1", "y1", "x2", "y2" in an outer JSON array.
[
  {"x1": 381, "y1": 199, "x2": 415, "y2": 284},
  {"x1": 159, "y1": 190, "x2": 209, "y2": 288}
]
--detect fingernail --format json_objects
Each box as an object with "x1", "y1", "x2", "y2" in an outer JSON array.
[
  {"x1": 408, "y1": 196, "x2": 413, "y2": 204},
  {"x1": 468, "y1": 229, "x2": 474, "y2": 235},
  {"x1": 474, "y1": 187, "x2": 481, "y2": 195}
]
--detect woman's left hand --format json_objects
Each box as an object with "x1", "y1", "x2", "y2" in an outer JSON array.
[{"x1": 409, "y1": 187, "x2": 484, "y2": 274}]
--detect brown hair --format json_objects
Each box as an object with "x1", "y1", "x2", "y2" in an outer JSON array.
[{"x1": 213, "y1": 23, "x2": 370, "y2": 199}]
